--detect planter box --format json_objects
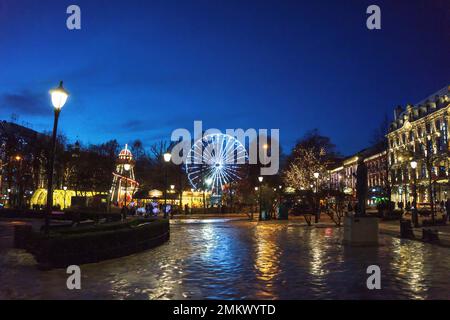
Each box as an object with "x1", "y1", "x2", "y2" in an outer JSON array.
[{"x1": 344, "y1": 216, "x2": 379, "y2": 246}]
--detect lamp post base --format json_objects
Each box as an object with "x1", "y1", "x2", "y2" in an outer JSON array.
[{"x1": 343, "y1": 216, "x2": 379, "y2": 246}]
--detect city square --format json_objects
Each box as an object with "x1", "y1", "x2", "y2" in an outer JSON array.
[{"x1": 0, "y1": 0, "x2": 449, "y2": 304}]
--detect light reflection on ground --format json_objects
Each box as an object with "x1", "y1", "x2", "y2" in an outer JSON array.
[{"x1": 0, "y1": 219, "x2": 449, "y2": 299}]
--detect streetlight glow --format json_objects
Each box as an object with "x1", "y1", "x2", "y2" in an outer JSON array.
[
  {"x1": 258, "y1": 176, "x2": 263, "y2": 183},
  {"x1": 49, "y1": 81, "x2": 69, "y2": 110},
  {"x1": 163, "y1": 152, "x2": 172, "y2": 163}
]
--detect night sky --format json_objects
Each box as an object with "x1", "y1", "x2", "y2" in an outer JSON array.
[{"x1": 0, "y1": 0, "x2": 449, "y2": 155}]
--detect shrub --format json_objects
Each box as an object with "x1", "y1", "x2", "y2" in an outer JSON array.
[{"x1": 21, "y1": 218, "x2": 169, "y2": 269}]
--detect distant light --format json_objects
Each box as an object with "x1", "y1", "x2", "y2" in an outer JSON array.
[
  {"x1": 170, "y1": 185, "x2": 175, "y2": 190},
  {"x1": 313, "y1": 172, "x2": 319, "y2": 179},
  {"x1": 258, "y1": 176, "x2": 263, "y2": 183},
  {"x1": 255, "y1": 187, "x2": 259, "y2": 191},
  {"x1": 124, "y1": 163, "x2": 131, "y2": 171},
  {"x1": 410, "y1": 160, "x2": 418, "y2": 169},
  {"x1": 63, "y1": 186, "x2": 68, "y2": 191},
  {"x1": 163, "y1": 152, "x2": 172, "y2": 163}
]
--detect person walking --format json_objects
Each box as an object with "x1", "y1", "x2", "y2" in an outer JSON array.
[
  {"x1": 445, "y1": 198, "x2": 450, "y2": 222},
  {"x1": 347, "y1": 202, "x2": 353, "y2": 214},
  {"x1": 121, "y1": 205, "x2": 127, "y2": 221}
]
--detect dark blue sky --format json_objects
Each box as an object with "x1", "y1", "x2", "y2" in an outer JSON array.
[{"x1": 0, "y1": 0, "x2": 449, "y2": 155}]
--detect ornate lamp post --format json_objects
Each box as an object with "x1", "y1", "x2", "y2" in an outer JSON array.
[
  {"x1": 45, "y1": 81, "x2": 69, "y2": 233},
  {"x1": 314, "y1": 172, "x2": 320, "y2": 223},
  {"x1": 410, "y1": 160, "x2": 419, "y2": 227},
  {"x1": 163, "y1": 152, "x2": 172, "y2": 218},
  {"x1": 258, "y1": 176, "x2": 263, "y2": 220}
]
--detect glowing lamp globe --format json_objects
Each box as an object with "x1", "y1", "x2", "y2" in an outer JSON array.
[
  {"x1": 163, "y1": 152, "x2": 172, "y2": 163},
  {"x1": 124, "y1": 163, "x2": 131, "y2": 171},
  {"x1": 410, "y1": 161, "x2": 418, "y2": 169},
  {"x1": 258, "y1": 176, "x2": 263, "y2": 183},
  {"x1": 49, "y1": 81, "x2": 69, "y2": 110}
]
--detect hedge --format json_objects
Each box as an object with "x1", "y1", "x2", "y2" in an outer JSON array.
[{"x1": 16, "y1": 218, "x2": 170, "y2": 269}]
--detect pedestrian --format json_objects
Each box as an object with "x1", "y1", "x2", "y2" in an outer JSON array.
[
  {"x1": 347, "y1": 202, "x2": 353, "y2": 214},
  {"x1": 121, "y1": 205, "x2": 127, "y2": 221},
  {"x1": 445, "y1": 198, "x2": 450, "y2": 222}
]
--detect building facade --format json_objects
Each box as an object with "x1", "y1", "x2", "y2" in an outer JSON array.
[
  {"x1": 328, "y1": 156, "x2": 358, "y2": 198},
  {"x1": 387, "y1": 86, "x2": 450, "y2": 206},
  {"x1": 328, "y1": 147, "x2": 387, "y2": 205}
]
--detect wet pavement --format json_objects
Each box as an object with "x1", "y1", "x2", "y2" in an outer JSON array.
[{"x1": 0, "y1": 218, "x2": 449, "y2": 299}]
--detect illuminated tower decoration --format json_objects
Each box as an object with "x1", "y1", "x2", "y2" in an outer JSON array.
[{"x1": 110, "y1": 144, "x2": 139, "y2": 206}]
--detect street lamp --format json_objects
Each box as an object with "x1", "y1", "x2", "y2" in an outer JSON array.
[
  {"x1": 7, "y1": 188, "x2": 11, "y2": 208},
  {"x1": 163, "y1": 152, "x2": 172, "y2": 218},
  {"x1": 410, "y1": 160, "x2": 419, "y2": 227},
  {"x1": 258, "y1": 176, "x2": 263, "y2": 220},
  {"x1": 278, "y1": 185, "x2": 283, "y2": 207},
  {"x1": 313, "y1": 172, "x2": 320, "y2": 223},
  {"x1": 13, "y1": 155, "x2": 23, "y2": 208},
  {"x1": 170, "y1": 185, "x2": 175, "y2": 207},
  {"x1": 123, "y1": 163, "x2": 131, "y2": 209},
  {"x1": 63, "y1": 186, "x2": 67, "y2": 210},
  {"x1": 45, "y1": 81, "x2": 69, "y2": 233}
]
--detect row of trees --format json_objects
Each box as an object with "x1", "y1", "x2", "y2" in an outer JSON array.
[{"x1": 1, "y1": 120, "x2": 381, "y2": 212}]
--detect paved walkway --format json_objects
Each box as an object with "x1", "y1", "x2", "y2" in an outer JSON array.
[
  {"x1": 2, "y1": 213, "x2": 450, "y2": 252},
  {"x1": 378, "y1": 219, "x2": 450, "y2": 247}
]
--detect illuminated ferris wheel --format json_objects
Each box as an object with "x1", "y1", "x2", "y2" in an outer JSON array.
[{"x1": 185, "y1": 133, "x2": 248, "y2": 194}]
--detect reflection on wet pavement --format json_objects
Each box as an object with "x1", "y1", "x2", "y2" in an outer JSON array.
[{"x1": 0, "y1": 219, "x2": 449, "y2": 299}]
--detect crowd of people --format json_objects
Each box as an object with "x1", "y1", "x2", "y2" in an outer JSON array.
[{"x1": 120, "y1": 201, "x2": 192, "y2": 220}]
